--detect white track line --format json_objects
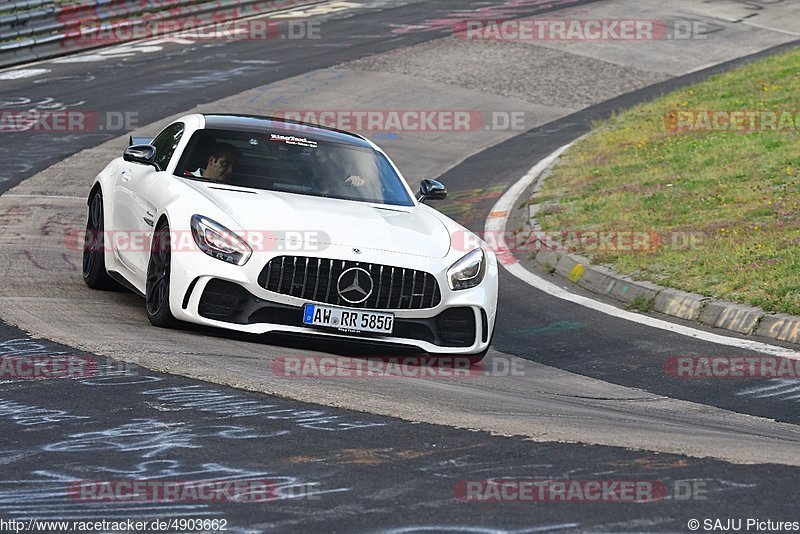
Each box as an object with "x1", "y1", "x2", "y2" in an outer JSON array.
[{"x1": 485, "y1": 142, "x2": 800, "y2": 360}]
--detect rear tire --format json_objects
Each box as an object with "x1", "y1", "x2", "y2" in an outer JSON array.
[
  {"x1": 146, "y1": 221, "x2": 179, "y2": 328},
  {"x1": 82, "y1": 190, "x2": 118, "y2": 290}
]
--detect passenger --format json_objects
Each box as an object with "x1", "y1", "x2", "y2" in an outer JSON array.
[{"x1": 314, "y1": 147, "x2": 367, "y2": 195}]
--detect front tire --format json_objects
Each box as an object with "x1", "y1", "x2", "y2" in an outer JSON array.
[
  {"x1": 146, "y1": 221, "x2": 179, "y2": 328},
  {"x1": 83, "y1": 190, "x2": 118, "y2": 290}
]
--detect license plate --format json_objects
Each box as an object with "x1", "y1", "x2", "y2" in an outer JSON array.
[{"x1": 302, "y1": 304, "x2": 394, "y2": 334}]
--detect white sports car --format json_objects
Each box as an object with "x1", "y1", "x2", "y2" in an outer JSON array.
[{"x1": 83, "y1": 114, "x2": 498, "y2": 361}]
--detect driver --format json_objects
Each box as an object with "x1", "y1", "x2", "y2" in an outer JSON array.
[{"x1": 186, "y1": 142, "x2": 240, "y2": 181}]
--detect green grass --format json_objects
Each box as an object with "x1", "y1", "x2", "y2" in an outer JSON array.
[
  {"x1": 536, "y1": 46, "x2": 800, "y2": 315},
  {"x1": 627, "y1": 295, "x2": 655, "y2": 314}
]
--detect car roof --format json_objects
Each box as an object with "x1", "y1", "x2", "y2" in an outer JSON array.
[{"x1": 202, "y1": 114, "x2": 373, "y2": 149}]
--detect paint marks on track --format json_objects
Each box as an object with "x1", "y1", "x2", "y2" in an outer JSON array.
[
  {"x1": 140, "y1": 385, "x2": 386, "y2": 431},
  {"x1": 42, "y1": 419, "x2": 289, "y2": 457},
  {"x1": 0, "y1": 400, "x2": 89, "y2": 427},
  {"x1": 390, "y1": 0, "x2": 585, "y2": 35},
  {"x1": 0, "y1": 69, "x2": 50, "y2": 81},
  {"x1": 136, "y1": 66, "x2": 258, "y2": 95},
  {"x1": 509, "y1": 321, "x2": 583, "y2": 337},
  {"x1": 737, "y1": 379, "x2": 800, "y2": 403}
]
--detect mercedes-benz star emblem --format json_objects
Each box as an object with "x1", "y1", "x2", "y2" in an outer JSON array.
[{"x1": 337, "y1": 267, "x2": 373, "y2": 304}]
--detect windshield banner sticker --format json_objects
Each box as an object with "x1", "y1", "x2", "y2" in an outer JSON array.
[{"x1": 269, "y1": 133, "x2": 318, "y2": 148}]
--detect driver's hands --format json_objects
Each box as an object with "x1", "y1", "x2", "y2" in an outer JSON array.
[{"x1": 345, "y1": 175, "x2": 366, "y2": 188}]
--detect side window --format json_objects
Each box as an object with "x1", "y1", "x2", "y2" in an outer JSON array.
[{"x1": 151, "y1": 123, "x2": 184, "y2": 171}]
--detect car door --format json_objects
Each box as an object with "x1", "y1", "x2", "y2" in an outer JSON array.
[{"x1": 113, "y1": 123, "x2": 184, "y2": 282}]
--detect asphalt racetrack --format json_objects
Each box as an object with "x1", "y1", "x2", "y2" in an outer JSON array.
[{"x1": 0, "y1": 0, "x2": 799, "y2": 532}]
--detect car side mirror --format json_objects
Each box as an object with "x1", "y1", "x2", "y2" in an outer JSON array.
[
  {"x1": 417, "y1": 178, "x2": 447, "y2": 203},
  {"x1": 123, "y1": 144, "x2": 159, "y2": 170},
  {"x1": 129, "y1": 136, "x2": 153, "y2": 146}
]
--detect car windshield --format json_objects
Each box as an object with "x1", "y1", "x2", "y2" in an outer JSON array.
[{"x1": 176, "y1": 128, "x2": 415, "y2": 207}]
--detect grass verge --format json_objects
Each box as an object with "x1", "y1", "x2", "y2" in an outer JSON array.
[{"x1": 535, "y1": 46, "x2": 800, "y2": 315}]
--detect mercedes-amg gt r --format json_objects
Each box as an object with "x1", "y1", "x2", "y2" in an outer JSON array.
[{"x1": 82, "y1": 114, "x2": 498, "y2": 361}]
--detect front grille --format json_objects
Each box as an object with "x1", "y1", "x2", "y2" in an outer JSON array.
[{"x1": 257, "y1": 256, "x2": 441, "y2": 310}]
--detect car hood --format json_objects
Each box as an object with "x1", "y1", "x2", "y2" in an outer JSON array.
[{"x1": 184, "y1": 181, "x2": 452, "y2": 258}]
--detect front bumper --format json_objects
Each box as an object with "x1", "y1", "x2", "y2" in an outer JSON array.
[{"x1": 168, "y1": 247, "x2": 497, "y2": 355}]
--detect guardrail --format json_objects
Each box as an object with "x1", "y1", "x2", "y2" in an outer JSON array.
[{"x1": 0, "y1": 0, "x2": 317, "y2": 68}]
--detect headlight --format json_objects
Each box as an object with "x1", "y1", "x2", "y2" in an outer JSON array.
[
  {"x1": 447, "y1": 248, "x2": 486, "y2": 290},
  {"x1": 190, "y1": 215, "x2": 252, "y2": 266}
]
